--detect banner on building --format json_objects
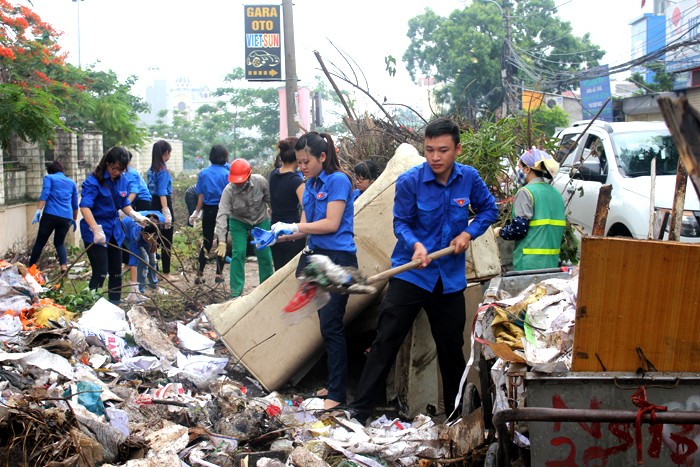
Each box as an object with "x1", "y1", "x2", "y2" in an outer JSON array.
[
  {"x1": 580, "y1": 65, "x2": 613, "y2": 122},
  {"x1": 244, "y1": 5, "x2": 282, "y2": 81}
]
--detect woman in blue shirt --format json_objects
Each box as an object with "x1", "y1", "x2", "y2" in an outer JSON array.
[
  {"x1": 125, "y1": 151, "x2": 152, "y2": 211},
  {"x1": 272, "y1": 132, "x2": 356, "y2": 410},
  {"x1": 28, "y1": 160, "x2": 78, "y2": 273},
  {"x1": 352, "y1": 159, "x2": 379, "y2": 202},
  {"x1": 80, "y1": 147, "x2": 147, "y2": 304},
  {"x1": 191, "y1": 144, "x2": 230, "y2": 284},
  {"x1": 147, "y1": 140, "x2": 177, "y2": 282}
]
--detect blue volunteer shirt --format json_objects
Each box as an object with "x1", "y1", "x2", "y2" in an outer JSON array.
[
  {"x1": 392, "y1": 162, "x2": 498, "y2": 293},
  {"x1": 122, "y1": 210, "x2": 165, "y2": 266},
  {"x1": 303, "y1": 170, "x2": 356, "y2": 253},
  {"x1": 196, "y1": 164, "x2": 230, "y2": 205},
  {"x1": 125, "y1": 166, "x2": 152, "y2": 203},
  {"x1": 40, "y1": 172, "x2": 78, "y2": 220},
  {"x1": 352, "y1": 188, "x2": 361, "y2": 202},
  {"x1": 79, "y1": 174, "x2": 131, "y2": 245},
  {"x1": 147, "y1": 167, "x2": 172, "y2": 197}
]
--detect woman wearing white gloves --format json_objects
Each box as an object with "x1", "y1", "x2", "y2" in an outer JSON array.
[
  {"x1": 147, "y1": 140, "x2": 177, "y2": 281},
  {"x1": 273, "y1": 131, "x2": 356, "y2": 411},
  {"x1": 80, "y1": 147, "x2": 148, "y2": 304}
]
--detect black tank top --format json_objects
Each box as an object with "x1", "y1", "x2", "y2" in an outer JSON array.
[{"x1": 268, "y1": 169, "x2": 303, "y2": 224}]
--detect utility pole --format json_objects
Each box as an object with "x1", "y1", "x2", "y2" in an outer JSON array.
[
  {"x1": 502, "y1": 0, "x2": 513, "y2": 116},
  {"x1": 72, "y1": 0, "x2": 84, "y2": 68},
  {"x1": 282, "y1": 0, "x2": 298, "y2": 138}
]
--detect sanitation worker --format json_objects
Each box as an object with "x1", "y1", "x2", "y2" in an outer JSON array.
[
  {"x1": 215, "y1": 158, "x2": 274, "y2": 298},
  {"x1": 494, "y1": 148, "x2": 566, "y2": 271}
]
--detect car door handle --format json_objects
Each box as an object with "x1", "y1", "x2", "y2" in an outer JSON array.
[{"x1": 566, "y1": 185, "x2": 575, "y2": 193}]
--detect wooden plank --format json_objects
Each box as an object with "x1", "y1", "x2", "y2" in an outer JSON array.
[
  {"x1": 572, "y1": 237, "x2": 700, "y2": 372},
  {"x1": 591, "y1": 184, "x2": 612, "y2": 237},
  {"x1": 657, "y1": 96, "x2": 700, "y2": 199}
]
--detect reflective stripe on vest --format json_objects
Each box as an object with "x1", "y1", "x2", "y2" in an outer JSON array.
[
  {"x1": 529, "y1": 219, "x2": 567, "y2": 227},
  {"x1": 522, "y1": 248, "x2": 561, "y2": 255}
]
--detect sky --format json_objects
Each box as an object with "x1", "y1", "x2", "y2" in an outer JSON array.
[{"x1": 16, "y1": 0, "x2": 655, "y2": 112}]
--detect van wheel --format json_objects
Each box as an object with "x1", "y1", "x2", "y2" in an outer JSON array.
[
  {"x1": 606, "y1": 224, "x2": 632, "y2": 237},
  {"x1": 462, "y1": 382, "x2": 481, "y2": 416}
]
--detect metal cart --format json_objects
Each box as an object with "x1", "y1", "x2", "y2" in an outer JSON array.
[{"x1": 470, "y1": 270, "x2": 700, "y2": 466}]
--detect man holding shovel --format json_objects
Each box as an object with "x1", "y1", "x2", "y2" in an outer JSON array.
[{"x1": 349, "y1": 117, "x2": 498, "y2": 424}]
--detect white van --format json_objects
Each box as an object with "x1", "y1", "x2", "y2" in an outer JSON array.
[{"x1": 552, "y1": 121, "x2": 700, "y2": 242}]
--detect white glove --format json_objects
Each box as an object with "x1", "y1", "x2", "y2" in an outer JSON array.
[
  {"x1": 162, "y1": 207, "x2": 172, "y2": 229},
  {"x1": 189, "y1": 210, "x2": 201, "y2": 227},
  {"x1": 130, "y1": 210, "x2": 148, "y2": 226},
  {"x1": 271, "y1": 222, "x2": 299, "y2": 236},
  {"x1": 90, "y1": 225, "x2": 107, "y2": 246}
]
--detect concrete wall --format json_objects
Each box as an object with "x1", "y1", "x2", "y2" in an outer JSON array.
[
  {"x1": 0, "y1": 132, "x2": 183, "y2": 258},
  {"x1": 129, "y1": 138, "x2": 184, "y2": 177}
]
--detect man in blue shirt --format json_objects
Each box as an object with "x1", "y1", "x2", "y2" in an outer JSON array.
[{"x1": 350, "y1": 117, "x2": 498, "y2": 424}]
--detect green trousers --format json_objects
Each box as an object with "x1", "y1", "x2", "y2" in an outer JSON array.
[{"x1": 228, "y1": 218, "x2": 274, "y2": 297}]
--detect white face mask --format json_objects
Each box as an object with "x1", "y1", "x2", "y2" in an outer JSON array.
[{"x1": 516, "y1": 168, "x2": 527, "y2": 186}]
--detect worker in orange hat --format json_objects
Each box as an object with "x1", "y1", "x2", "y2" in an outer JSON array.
[{"x1": 214, "y1": 158, "x2": 274, "y2": 297}]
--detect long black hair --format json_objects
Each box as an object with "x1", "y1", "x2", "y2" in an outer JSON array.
[
  {"x1": 93, "y1": 147, "x2": 130, "y2": 183},
  {"x1": 151, "y1": 140, "x2": 171, "y2": 172},
  {"x1": 294, "y1": 132, "x2": 350, "y2": 181}
]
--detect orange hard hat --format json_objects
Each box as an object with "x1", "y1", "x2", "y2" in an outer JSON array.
[{"x1": 228, "y1": 158, "x2": 252, "y2": 183}]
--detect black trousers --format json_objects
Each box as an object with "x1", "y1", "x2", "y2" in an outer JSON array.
[
  {"x1": 351, "y1": 278, "x2": 466, "y2": 420},
  {"x1": 86, "y1": 238, "x2": 123, "y2": 304},
  {"x1": 198, "y1": 204, "x2": 224, "y2": 275},
  {"x1": 150, "y1": 196, "x2": 174, "y2": 274},
  {"x1": 29, "y1": 213, "x2": 72, "y2": 267},
  {"x1": 131, "y1": 198, "x2": 151, "y2": 212},
  {"x1": 270, "y1": 237, "x2": 306, "y2": 270}
]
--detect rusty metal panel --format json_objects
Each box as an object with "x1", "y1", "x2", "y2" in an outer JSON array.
[
  {"x1": 572, "y1": 237, "x2": 700, "y2": 372},
  {"x1": 527, "y1": 372, "x2": 700, "y2": 466}
]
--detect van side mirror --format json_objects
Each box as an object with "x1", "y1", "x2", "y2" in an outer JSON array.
[{"x1": 573, "y1": 159, "x2": 607, "y2": 183}]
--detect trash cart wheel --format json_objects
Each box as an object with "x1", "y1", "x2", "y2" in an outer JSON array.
[
  {"x1": 461, "y1": 382, "x2": 481, "y2": 416},
  {"x1": 484, "y1": 441, "x2": 500, "y2": 467}
]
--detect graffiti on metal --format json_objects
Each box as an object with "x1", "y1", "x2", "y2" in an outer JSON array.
[{"x1": 541, "y1": 394, "x2": 700, "y2": 466}]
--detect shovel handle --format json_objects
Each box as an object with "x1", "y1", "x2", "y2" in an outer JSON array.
[{"x1": 366, "y1": 245, "x2": 457, "y2": 285}]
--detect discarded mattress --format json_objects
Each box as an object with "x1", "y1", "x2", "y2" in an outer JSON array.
[{"x1": 205, "y1": 143, "x2": 501, "y2": 391}]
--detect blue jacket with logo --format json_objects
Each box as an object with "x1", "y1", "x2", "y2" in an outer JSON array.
[
  {"x1": 79, "y1": 174, "x2": 131, "y2": 245},
  {"x1": 196, "y1": 164, "x2": 229, "y2": 206},
  {"x1": 125, "y1": 166, "x2": 152, "y2": 203},
  {"x1": 303, "y1": 170, "x2": 356, "y2": 253},
  {"x1": 392, "y1": 162, "x2": 498, "y2": 293},
  {"x1": 40, "y1": 172, "x2": 78, "y2": 220}
]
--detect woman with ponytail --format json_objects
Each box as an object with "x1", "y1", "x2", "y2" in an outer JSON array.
[
  {"x1": 272, "y1": 132, "x2": 356, "y2": 410},
  {"x1": 147, "y1": 140, "x2": 178, "y2": 281}
]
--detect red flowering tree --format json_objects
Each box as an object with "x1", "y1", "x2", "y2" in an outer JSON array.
[{"x1": 0, "y1": 0, "x2": 147, "y2": 150}]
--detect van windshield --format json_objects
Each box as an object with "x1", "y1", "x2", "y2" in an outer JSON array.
[{"x1": 612, "y1": 131, "x2": 680, "y2": 177}]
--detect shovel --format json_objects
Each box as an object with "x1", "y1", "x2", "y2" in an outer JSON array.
[{"x1": 283, "y1": 245, "x2": 456, "y2": 313}]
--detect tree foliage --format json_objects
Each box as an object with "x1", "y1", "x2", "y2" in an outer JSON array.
[
  {"x1": 403, "y1": 0, "x2": 604, "y2": 114},
  {"x1": 0, "y1": 1, "x2": 147, "y2": 149},
  {"x1": 627, "y1": 61, "x2": 675, "y2": 94},
  {"x1": 151, "y1": 68, "x2": 282, "y2": 164}
]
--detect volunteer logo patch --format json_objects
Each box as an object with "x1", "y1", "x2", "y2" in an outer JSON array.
[
  {"x1": 120, "y1": 191, "x2": 128, "y2": 197},
  {"x1": 317, "y1": 192, "x2": 328, "y2": 200},
  {"x1": 453, "y1": 197, "x2": 467, "y2": 207}
]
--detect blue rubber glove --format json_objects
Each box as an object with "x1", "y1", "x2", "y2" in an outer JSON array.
[
  {"x1": 271, "y1": 221, "x2": 299, "y2": 236},
  {"x1": 32, "y1": 209, "x2": 41, "y2": 224},
  {"x1": 250, "y1": 226, "x2": 295, "y2": 249},
  {"x1": 71, "y1": 220, "x2": 77, "y2": 232}
]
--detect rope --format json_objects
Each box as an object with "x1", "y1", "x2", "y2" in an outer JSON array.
[{"x1": 631, "y1": 386, "x2": 667, "y2": 465}]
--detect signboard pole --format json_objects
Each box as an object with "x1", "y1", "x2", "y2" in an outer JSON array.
[{"x1": 282, "y1": 0, "x2": 298, "y2": 137}]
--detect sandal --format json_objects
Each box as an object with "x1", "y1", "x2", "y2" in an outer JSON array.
[{"x1": 215, "y1": 275, "x2": 224, "y2": 284}]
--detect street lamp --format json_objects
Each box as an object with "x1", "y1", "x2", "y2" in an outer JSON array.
[{"x1": 72, "y1": 0, "x2": 84, "y2": 68}]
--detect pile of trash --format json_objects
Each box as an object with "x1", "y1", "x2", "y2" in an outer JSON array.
[
  {"x1": 0, "y1": 261, "x2": 465, "y2": 466},
  {"x1": 473, "y1": 270, "x2": 578, "y2": 420}
]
